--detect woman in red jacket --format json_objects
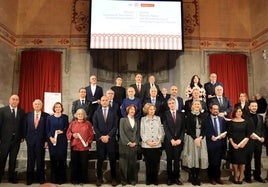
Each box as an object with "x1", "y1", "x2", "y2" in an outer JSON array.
[{"x1": 67, "y1": 108, "x2": 94, "y2": 184}]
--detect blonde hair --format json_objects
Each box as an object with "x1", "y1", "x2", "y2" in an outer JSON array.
[{"x1": 143, "y1": 103, "x2": 155, "y2": 114}]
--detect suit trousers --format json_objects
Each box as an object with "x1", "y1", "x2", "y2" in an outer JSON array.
[
  {"x1": 119, "y1": 145, "x2": 138, "y2": 184},
  {"x1": 245, "y1": 140, "x2": 263, "y2": 179},
  {"x1": 96, "y1": 141, "x2": 116, "y2": 179},
  {"x1": 165, "y1": 143, "x2": 183, "y2": 181},
  {"x1": 0, "y1": 138, "x2": 20, "y2": 181},
  {"x1": 26, "y1": 143, "x2": 45, "y2": 182}
]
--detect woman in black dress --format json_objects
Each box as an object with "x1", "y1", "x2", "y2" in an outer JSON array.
[{"x1": 228, "y1": 106, "x2": 250, "y2": 184}]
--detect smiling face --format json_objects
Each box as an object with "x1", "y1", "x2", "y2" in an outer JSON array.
[
  {"x1": 127, "y1": 106, "x2": 136, "y2": 117},
  {"x1": 191, "y1": 100, "x2": 202, "y2": 112},
  {"x1": 33, "y1": 99, "x2": 43, "y2": 112}
]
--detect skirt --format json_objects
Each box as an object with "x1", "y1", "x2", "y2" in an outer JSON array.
[{"x1": 181, "y1": 134, "x2": 208, "y2": 169}]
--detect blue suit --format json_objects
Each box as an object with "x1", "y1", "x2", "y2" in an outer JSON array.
[
  {"x1": 206, "y1": 115, "x2": 227, "y2": 180},
  {"x1": 24, "y1": 111, "x2": 49, "y2": 183},
  {"x1": 93, "y1": 107, "x2": 118, "y2": 180}
]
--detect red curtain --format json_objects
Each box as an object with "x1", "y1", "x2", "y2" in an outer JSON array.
[
  {"x1": 209, "y1": 53, "x2": 248, "y2": 108},
  {"x1": 18, "y1": 50, "x2": 62, "y2": 113}
]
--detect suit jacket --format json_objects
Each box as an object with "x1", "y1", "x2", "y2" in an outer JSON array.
[
  {"x1": 143, "y1": 97, "x2": 163, "y2": 117},
  {"x1": 85, "y1": 85, "x2": 103, "y2": 103},
  {"x1": 71, "y1": 99, "x2": 93, "y2": 121},
  {"x1": 130, "y1": 83, "x2": 145, "y2": 101},
  {"x1": 211, "y1": 96, "x2": 232, "y2": 117},
  {"x1": 204, "y1": 82, "x2": 223, "y2": 100},
  {"x1": 206, "y1": 115, "x2": 227, "y2": 164},
  {"x1": 143, "y1": 82, "x2": 162, "y2": 100},
  {"x1": 119, "y1": 117, "x2": 140, "y2": 146},
  {"x1": 24, "y1": 111, "x2": 49, "y2": 147},
  {"x1": 93, "y1": 107, "x2": 118, "y2": 141},
  {"x1": 0, "y1": 106, "x2": 25, "y2": 143},
  {"x1": 206, "y1": 115, "x2": 227, "y2": 150},
  {"x1": 162, "y1": 96, "x2": 184, "y2": 112},
  {"x1": 163, "y1": 110, "x2": 185, "y2": 143}
]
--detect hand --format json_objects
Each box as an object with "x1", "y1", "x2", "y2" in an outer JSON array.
[
  {"x1": 129, "y1": 142, "x2": 136, "y2": 147},
  {"x1": 73, "y1": 133, "x2": 79, "y2": 138},
  {"x1": 101, "y1": 135, "x2": 109, "y2": 143},
  {"x1": 232, "y1": 143, "x2": 239, "y2": 149},
  {"x1": 218, "y1": 113, "x2": 225, "y2": 117},
  {"x1": 170, "y1": 139, "x2": 176, "y2": 146},
  {"x1": 50, "y1": 137, "x2": 56, "y2": 145},
  {"x1": 194, "y1": 137, "x2": 201, "y2": 147},
  {"x1": 259, "y1": 137, "x2": 265, "y2": 143},
  {"x1": 175, "y1": 139, "x2": 181, "y2": 145},
  {"x1": 207, "y1": 95, "x2": 215, "y2": 99},
  {"x1": 211, "y1": 135, "x2": 217, "y2": 141},
  {"x1": 220, "y1": 133, "x2": 227, "y2": 139},
  {"x1": 56, "y1": 130, "x2": 63, "y2": 134}
]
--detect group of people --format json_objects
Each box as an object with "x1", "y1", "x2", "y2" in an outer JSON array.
[{"x1": 0, "y1": 73, "x2": 268, "y2": 186}]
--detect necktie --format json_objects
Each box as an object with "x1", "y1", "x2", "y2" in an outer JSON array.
[
  {"x1": 219, "y1": 97, "x2": 223, "y2": 106},
  {"x1": 103, "y1": 108, "x2": 107, "y2": 122},
  {"x1": 137, "y1": 84, "x2": 140, "y2": 93},
  {"x1": 213, "y1": 117, "x2": 220, "y2": 136},
  {"x1": 152, "y1": 98, "x2": 155, "y2": 105},
  {"x1": 12, "y1": 108, "x2": 15, "y2": 118},
  {"x1": 34, "y1": 113, "x2": 39, "y2": 128},
  {"x1": 172, "y1": 111, "x2": 176, "y2": 123},
  {"x1": 81, "y1": 100, "x2": 85, "y2": 108},
  {"x1": 173, "y1": 111, "x2": 177, "y2": 136},
  {"x1": 110, "y1": 100, "x2": 113, "y2": 107}
]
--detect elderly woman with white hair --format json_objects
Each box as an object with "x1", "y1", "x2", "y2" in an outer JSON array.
[{"x1": 67, "y1": 108, "x2": 94, "y2": 184}]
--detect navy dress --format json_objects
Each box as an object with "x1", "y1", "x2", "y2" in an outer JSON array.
[{"x1": 46, "y1": 114, "x2": 69, "y2": 184}]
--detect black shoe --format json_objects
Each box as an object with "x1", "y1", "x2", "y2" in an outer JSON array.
[
  {"x1": 146, "y1": 181, "x2": 151, "y2": 185},
  {"x1": 254, "y1": 177, "x2": 266, "y2": 183},
  {"x1": 8, "y1": 178, "x2": 18, "y2": 184},
  {"x1": 111, "y1": 179, "x2": 117, "y2": 186},
  {"x1": 96, "y1": 179, "x2": 103, "y2": 186},
  {"x1": 175, "y1": 179, "x2": 183, "y2": 185},
  {"x1": 26, "y1": 180, "x2": 33, "y2": 185},
  {"x1": 244, "y1": 178, "x2": 252, "y2": 183},
  {"x1": 167, "y1": 180, "x2": 173, "y2": 185}
]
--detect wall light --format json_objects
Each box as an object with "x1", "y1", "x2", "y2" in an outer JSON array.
[{"x1": 263, "y1": 49, "x2": 267, "y2": 60}]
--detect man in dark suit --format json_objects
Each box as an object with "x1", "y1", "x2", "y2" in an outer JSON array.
[
  {"x1": 130, "y1": 73, "x2": 145, "y2": 102},
  {"x1": 163, "y1": 98, "x2": 185, "y2": 185},
  {"x1": 206, "y1": 103, "x2": 227, "y2": 185},
  {"x1": 143, "y1": 75, "x2": 162, "y2": 100},
  {"x1": 165, "y1": 85, "x2": 184, "y2": 112},
  {"x1": 106, "y1": 89, "x2": 120, "y2": 119},
  {"x1": 106, "y1": 89, "x2": 121, "y2": 159},
  {"x1": 244, "y1": 101, "x2": 266, "y2": 183},
  {"x1": 143, "y1": 87, "x2": 163, "y2": 119},
  {"x1": 204, "y1": 73, "x2": 223, "y2": 106},
  {"x1": 0, "y1": 94, "x2": 25, "y2": 183},
  {"x1": 72, "y1": 87, "x2": 93, "y2": 121},
  {"x1": 85, "y1": 75, "x2": 103, "y2": 119},
  {"x1": 93, "y1": 96, "x2": 118, "y2": 186},
  {"x1": 210, "y1": 85, "x2": 232, "y2": 118},
  {"x1": 24, "y1": 99, "x2": 49, "y2": 185}
]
